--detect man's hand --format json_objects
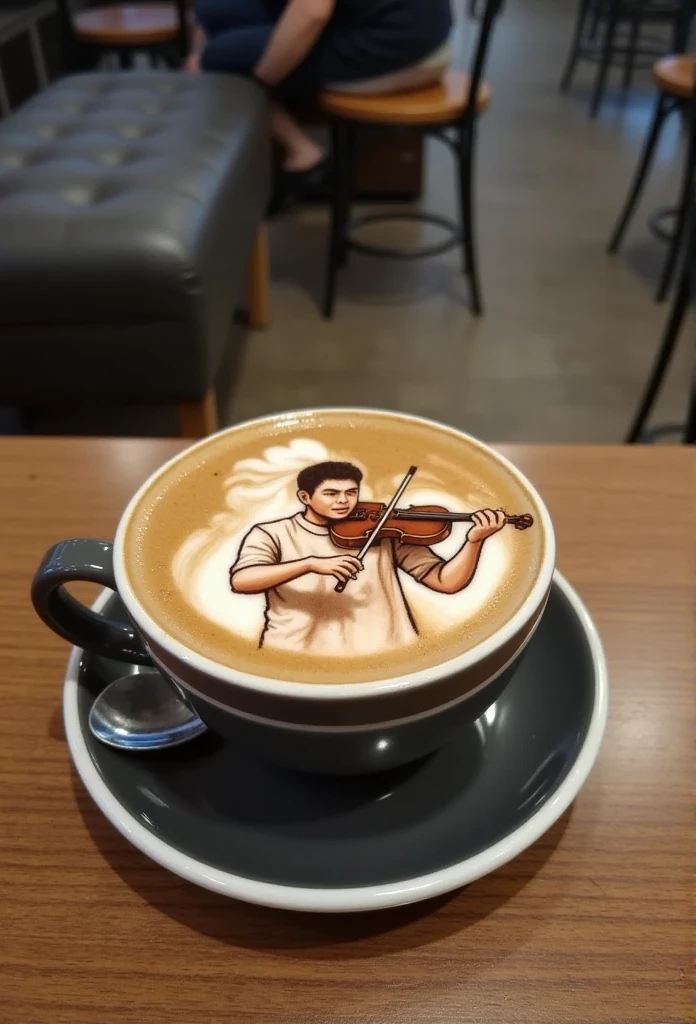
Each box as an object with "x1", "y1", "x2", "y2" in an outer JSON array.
[
  {"x1": 308, "y1": 555, "x2": 363, "y2": 584},
  {"x1": 468, "y1": 509, "x2": 506, "y2": 543}
]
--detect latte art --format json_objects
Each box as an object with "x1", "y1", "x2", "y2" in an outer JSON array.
[{"x1": 123, "y1": 411, "x2": 547, "y2": 684}]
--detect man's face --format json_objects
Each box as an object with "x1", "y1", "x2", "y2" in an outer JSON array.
[{"x1": 299, "y1": 478, "x2": 360, "y2": 520}]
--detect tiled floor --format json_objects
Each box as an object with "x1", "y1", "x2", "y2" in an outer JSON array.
[{"x1": 32, "y1": 0, "x2": 694, "y2": 442}]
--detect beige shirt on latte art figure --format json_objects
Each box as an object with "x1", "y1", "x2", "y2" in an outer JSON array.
[{"x1": 229, "y1": 462, "x2": 506, "y2": 658}]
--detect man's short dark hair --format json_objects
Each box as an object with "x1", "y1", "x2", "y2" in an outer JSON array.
[{"x1": 297, "y1": 461, "x2": 363, "y2": 496}]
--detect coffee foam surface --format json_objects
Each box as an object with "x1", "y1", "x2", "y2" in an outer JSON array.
[{"x1": 124, "y1": 412, "x2": 546, "y2": 684}]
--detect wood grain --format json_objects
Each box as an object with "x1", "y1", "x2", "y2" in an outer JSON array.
[
  {"x1": 73, "y1": 4, "x2": 180, "y2": 46},
  {"x1": 654, "y1": 53, "x2": 696, "y2": 99},
  {"x1": 246, "y1": 224, "x2": 271, "y2": 330},
  {"x1": 0, "y1": 439, "x2": 693, "y2": 1024}
]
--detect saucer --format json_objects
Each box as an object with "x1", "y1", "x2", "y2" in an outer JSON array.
[{"x1": 63, "y1": 572, "x2": 607, "y2": 913}]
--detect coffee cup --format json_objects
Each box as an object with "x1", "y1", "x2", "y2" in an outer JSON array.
[{"x1": 32, "y1": 408, "x2": 555, "y2": 775}]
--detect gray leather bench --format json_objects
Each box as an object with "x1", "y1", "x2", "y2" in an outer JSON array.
[{"x1": 0, "y1": 71, "x2": 270, "y2": 436}]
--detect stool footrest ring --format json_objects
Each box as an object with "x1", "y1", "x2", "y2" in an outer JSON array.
[{"x1": 346, "y1": 210, "x2": 461, "y2": 261}]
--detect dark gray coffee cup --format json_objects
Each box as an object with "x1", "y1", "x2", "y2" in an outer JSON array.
[{"x1": 31, "y1": 418, "x2": 555, "y2": 775}]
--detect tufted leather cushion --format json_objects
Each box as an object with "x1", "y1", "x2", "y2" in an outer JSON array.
[{"x1": 0, "y1": 71, "x2": 269, "y2": 404}]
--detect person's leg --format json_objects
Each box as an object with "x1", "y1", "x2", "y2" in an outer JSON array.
[
  {"x1": 200, "y1": 26, "x2": 326, "y2": 172},
  {"x1": 268, "y1": 104, "x2": 324, "y2": 171},
  {"x1": 188, "y1": 0, "x2": 280, "y2": 71},
  {"x1": 196, "y1": 0, "x2": 282, "y2": 38}
]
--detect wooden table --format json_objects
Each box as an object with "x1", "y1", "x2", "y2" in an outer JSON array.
[{"x1": 1, "y1": 439, "x2": 693, "y2": 1024}]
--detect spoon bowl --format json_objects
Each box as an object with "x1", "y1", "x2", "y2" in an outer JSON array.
[{"x1": 89, "y1": 667, "x2": 207, "y2": 750}]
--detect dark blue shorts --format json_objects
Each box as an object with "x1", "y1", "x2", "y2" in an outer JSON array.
[
  {"x1": 197, "y1": 0, "x2": 451, "y2": 99},
  {"x1": 197, "y1": 0, "x2": 315, "y2": 96}
]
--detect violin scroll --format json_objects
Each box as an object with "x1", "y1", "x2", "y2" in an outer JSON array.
[{"x1": 506, "y1": 513, "x2": 534, "y2": 531}]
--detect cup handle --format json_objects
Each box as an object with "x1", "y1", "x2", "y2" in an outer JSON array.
[{"x1": 31, "y1": 539, "x2": 151, "y2": 665}]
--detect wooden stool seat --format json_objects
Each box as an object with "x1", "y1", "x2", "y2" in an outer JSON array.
[
  {"x1": 653, "y1": 53, "x2": 696, "y2": 99},
  {"x1": 319, "y1": 71, "x2": 492, "y2": 126},
  {"x1": 74, "y1": 4, "x2": 180, "y2": 46},
  {"x1": 319, "y1": 2, "x2": 502, "y2": 319}
]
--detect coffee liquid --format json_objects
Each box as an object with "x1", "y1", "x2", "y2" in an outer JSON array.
[{"x1": 124, "y1": 411, "x2": 547, "y2": 684}]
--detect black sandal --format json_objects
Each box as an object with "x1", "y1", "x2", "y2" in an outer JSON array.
[{"x1": 267, "y1": 156, "x2": 332, "y2": 218}]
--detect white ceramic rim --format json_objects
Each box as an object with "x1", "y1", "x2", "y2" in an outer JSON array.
[
  {"x1": 63, "y1": 570, "x2": 608, "y2": 914},
  {"x1": 112, "y1": 408, "x2": 557, "y2": 701}
]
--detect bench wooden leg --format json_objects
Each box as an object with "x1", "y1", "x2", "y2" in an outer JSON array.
[
  {"x1": 176, "y1": 388, "x2": 218, "y2": 438},
  {"x1": 246, "y1": 224, "x2": 270, "y2": 329}
]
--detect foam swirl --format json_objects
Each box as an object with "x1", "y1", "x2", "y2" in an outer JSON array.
[{"x1": 171, "y1": 438, "x2": 513, "y2": 650}]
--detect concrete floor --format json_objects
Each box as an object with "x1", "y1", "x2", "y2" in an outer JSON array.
[{"x1": 30, "y1": 0, "x2": 694, "y2": 442}]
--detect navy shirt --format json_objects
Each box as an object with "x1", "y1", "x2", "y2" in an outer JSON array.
[{"x1": 326, "y1": 0, "x2": 453, "y2": 80}]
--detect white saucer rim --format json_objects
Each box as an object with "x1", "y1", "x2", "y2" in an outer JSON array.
[{"x1": 63, "y1": 569, "x2": 608, "y2": 914}]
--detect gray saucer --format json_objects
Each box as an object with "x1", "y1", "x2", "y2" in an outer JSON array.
[{"x1": 64, "y1": 574, "x2": 607, "y2": 912}]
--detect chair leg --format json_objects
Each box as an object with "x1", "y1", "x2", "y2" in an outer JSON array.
[
  {"x1": 560, "y1": 0, "x2": 591, "y2": 93},
  {"x1": 672, "y1": 2, "x2": 692, "y2": 53},
  {"x1": 177, "y1": 389, "x2": 219, "y2": 439},
  {"x1": 608, "y1": 92, "x2": 670, "y2": 254},
  {"x1": 246, "y1": 224, "x2": 270, "y2": 329},
  {"x1": 590, "y1": 6, "x2": 618, "y2": 118},
  {"x1": 587, "y1": 5, "x2": 601, "y2": 40},
  {"x1": 456, "y1": 124, "x2": 483, "y2": 317},
  {"x1": 159, "y1": 45, "x2": 181, "y2": 69},
  {"x1": 622, "y1": 16, "x2": 640, "y2": 93},
  {"x1": 626, "y1": 260, "x2": 691, "y2": 442},
  {"x1": 323, "y1": 120, "x2": 352, "y2": 320},
  {"x1": 339, "y1": 127, "x2": 357, "y2": 270},
  {"x1": 655, "y1": 107, "x2": 695, "y2": 302},
  {"x1": 684, "y1": 354, "x2": 696, "y2": 444}
]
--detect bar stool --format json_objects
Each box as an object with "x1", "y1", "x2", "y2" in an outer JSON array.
[
  {"x1": 608, "y1": 54, "x2": 695, "y2": 301},
  {"x1": 55, "y1": 0, "x2": 189, "y2": 70},
  {"x1": 560, "y1": 0, "x2": 692, "y2": 118},
  {"x1": 318, "y1": 0, "x2": 502, "y2": 320},
  {"x1": 626, "y1": 201, "x2": 694, "y2": 442}
]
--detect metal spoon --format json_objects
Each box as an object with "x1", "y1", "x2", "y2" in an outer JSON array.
[{"x1": 88, "y1": 667, "x2": 207, "y2": 750}]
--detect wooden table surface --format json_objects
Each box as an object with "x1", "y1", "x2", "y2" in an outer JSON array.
[{"x1": 0, "y1": 438, "x2": 693, "y2": 1024}]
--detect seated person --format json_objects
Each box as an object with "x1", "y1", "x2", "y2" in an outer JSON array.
[{"x1": 186, "y1": 0, "x2": 453, "y2": 200}]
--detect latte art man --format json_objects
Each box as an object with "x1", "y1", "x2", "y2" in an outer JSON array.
[{"x1": 229, "y1": 461, "x2": 506, "y2": 656}]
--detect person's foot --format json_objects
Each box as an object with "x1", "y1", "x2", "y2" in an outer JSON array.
[
  {"x1": 184, "y1": 52, "x2": 201, "y2": 73},
  {"x1": 267, "y1": 156, "x2": 332, "y2": 218},
  {"x1": 282, "y1": 139, "x2": 326, "y2": 173}
]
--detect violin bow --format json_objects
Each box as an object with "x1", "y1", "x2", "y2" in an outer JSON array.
[{"x1": 334, "y1": 465, "x2": 418, "y2": 594}]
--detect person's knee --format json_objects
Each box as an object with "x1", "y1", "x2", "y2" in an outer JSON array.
[
  {"x1": 196, "y1": 0, "x2": 276, "y2": 35},
  {"x1": 201, "y1": 26, "x2": 269, "y2": 74},
  {"x1": 195, "y1": 0, "x2": 228, "y2": 36}
]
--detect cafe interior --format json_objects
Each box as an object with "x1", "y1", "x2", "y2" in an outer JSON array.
[
  {"x1": 0, "y1": 0, "x2": 693, "y2": 442},
  {"x1": 1, "y1": 1, "x2": 694, "y2": 1020}
]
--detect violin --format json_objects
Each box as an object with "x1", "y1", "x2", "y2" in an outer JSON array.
[
  {"x1": 330, "y1": 465, "x2": 533, "y2": 594},
  {"x1": 330, "y1": 502, "x2": 534, "y2": 549}
]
